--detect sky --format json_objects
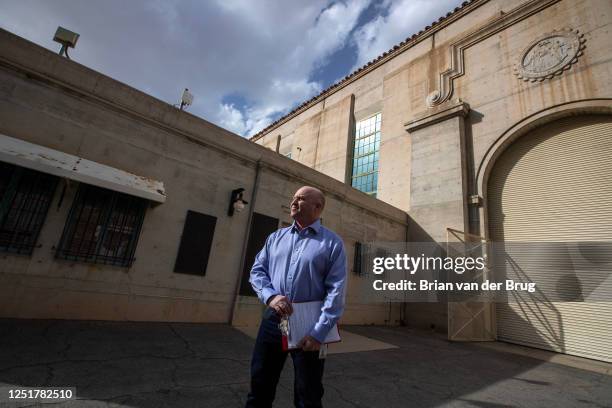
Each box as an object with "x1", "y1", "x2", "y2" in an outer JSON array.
[{"x1": 0, "y1": 0, "x2": 465, "y2": 137}]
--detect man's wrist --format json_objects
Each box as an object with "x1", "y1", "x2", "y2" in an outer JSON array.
[
  {"x1": 262, "y1": 289, "x2": 279, "y2": 306},
  {"x1": 309, "y1": 324, "x2": 327, "y2": 344}
]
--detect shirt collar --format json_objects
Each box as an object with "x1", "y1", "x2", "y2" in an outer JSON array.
[{"x1": 291, "y1": 219, "x2": 321, "y2": 234}]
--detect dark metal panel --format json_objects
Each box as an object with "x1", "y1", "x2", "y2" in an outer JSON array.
[
  {"x1": 239, "y1": 212, "x2": 279, "y2": 296},
  {"x1": 174, "y1": 210, "x2": 217, "y2": 276}
]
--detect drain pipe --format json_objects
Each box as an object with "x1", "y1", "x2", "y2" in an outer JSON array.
[
  {"x1": 229, "y1": 160, "x2": 262, "y2": 325},
  {"x1": 401, "y1": 216, "x2": 410, "y2": 326}
]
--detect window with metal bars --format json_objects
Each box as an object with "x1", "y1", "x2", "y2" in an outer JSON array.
[
  {"x1": 0, "y1": 162, "x2": 59, "y2": 255},
  {"x1": 351, "y1": 112, "x2": 380, "y2": 197},
  {"x1": 56, "y1": 184, "x2": 147, "y2": 267}
]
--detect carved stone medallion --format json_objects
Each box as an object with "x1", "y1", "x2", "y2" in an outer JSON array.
[{"x1": 514, "y1": 28, "x2": 585, "y2": 82}]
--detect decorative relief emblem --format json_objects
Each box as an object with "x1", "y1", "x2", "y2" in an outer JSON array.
[{"x1": 514, "y1": 28, "x2": 585, "y2": 82}]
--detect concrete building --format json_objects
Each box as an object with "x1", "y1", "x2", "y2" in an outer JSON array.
[
  {"x1": 0, "y1": 28, "x2": 409, "y2": 333},
  {"x1": 252, "y1": 0, "x2": 612, "y2": 362}
]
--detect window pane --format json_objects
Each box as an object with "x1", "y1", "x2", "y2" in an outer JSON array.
[{"x1": 351, "y1": 113, "x2": 381, "y2": 195}]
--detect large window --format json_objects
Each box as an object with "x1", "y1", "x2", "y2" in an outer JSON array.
[
  {"x1": 0, "y1": 162, "x2": 58, "y2": 255},
  {"x1": 351, "y1": 113, "x2": 380, "y2": 197},
  {"x1": 56, "y1": 184, "x2": 146, "y2": 267}
]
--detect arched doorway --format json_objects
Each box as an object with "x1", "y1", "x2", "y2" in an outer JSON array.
[{"x1": 487, "y1": 115, "x2": 612, "y2": 362}]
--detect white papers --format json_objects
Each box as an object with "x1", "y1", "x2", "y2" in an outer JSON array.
[{"x1": 287, "y1": 301, "x2": 341, "y2": 349}]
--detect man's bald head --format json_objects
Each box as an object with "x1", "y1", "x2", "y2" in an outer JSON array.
[
  {"x1": 301, "y1": 186, "x2": 325, "y2": 208},
  {"x1": 290, "y1": 186, "x2": 326, "y2": 227}
]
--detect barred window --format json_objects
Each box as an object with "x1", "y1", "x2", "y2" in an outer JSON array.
[
  {"x1": 0, "y1": 162, "x2": 58, "y2": 255},
  {"x1": 56, "y1": 184, "x2": 146, "y2": 267},
  {"x1": 351, "y1": 113, "x2": 380, "y2": 197}
]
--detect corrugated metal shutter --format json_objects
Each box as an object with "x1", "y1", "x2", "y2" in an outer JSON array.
[{"x1": 488, "y1": 115, "x2": 612, "y2": 362}]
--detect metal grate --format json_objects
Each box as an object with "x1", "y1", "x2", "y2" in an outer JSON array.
[
  {"x1": 56, "y1": 184, "x2": 146, "y2": 267},
  {"x1": 0, "y1": 162, "x2": 58, "y2": 255}
]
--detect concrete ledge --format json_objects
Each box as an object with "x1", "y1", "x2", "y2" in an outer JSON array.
[{"x1": 405, "y1": 100, "x2": 470, "y2": 132}]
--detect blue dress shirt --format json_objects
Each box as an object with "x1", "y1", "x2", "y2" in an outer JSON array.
[{"x1": 249, "y1": 219, "x2": 347, "y2": 343}]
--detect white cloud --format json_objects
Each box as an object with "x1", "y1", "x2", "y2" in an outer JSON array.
[
  {"x1": 351, "y1": 0, "x2": 464, "y2": 71},
  {"x1": 218, "y1": 0, "x2": 370, "y2": 136},
  {"x1": 218, "y1": 103, "x2": 247, "y2": 135},
  {"x1": 0, "y1": 0, "x2": 463, "y2": 137},
  {"x1": 219, "y1": 77, "x2": 321, "y2": 135}
]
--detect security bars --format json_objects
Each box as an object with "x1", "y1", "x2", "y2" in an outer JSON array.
[
  {"x1": 56, "y1": 184, "x2": 146, "y2": 267},
  {"x1": 0, "y1": 162, "x2": 58, "y2": 255}
]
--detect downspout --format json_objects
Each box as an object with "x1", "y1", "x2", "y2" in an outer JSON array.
[
  {"x1": 229, "y1": 160, "x2": 262, "y2": 325},
  {"x1": 401, "y1": 215, "x2": 410, "y2": 326}
]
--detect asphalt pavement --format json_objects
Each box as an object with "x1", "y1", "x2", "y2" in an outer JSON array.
[{"x1": 0, "y1": 319, "x2": 610, "y2": 407}]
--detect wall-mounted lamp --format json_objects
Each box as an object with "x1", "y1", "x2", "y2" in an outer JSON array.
[{"x1": 228, "y1": 188, "x2": 249, "y2": 216}]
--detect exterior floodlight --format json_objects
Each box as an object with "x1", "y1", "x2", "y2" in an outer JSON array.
[
  {"x1": 179, "y1": 88, "x2": 193, "y2": 110},
  {"x1": 53, "y1": 26, "x2": 79, "y2": 59}
]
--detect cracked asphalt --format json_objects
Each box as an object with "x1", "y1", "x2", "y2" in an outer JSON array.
[{"x1": 0, "y1": 319, "x2": 610, "y2": 407}]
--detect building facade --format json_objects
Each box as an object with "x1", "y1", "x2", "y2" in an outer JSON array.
[
  {"x1": 0, "y1": 28, "x2": 409, "y2": 330},
  {"x1": 253, "y1": 0, "x2": 612, "y2": 362}
]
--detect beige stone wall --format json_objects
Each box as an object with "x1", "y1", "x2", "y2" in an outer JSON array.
[
  {"x1": 0, "y1": 29, "x2": 408, "y2": 327},
  {"x1": 253, "y1": 0, "x2": 612, "y2": 331},
  {"x1": 255, "y1": 0, "x2": 612, "y2": 213}
]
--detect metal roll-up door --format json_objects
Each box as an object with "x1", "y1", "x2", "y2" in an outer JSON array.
[{"x1": 488, "y1": 115, "x2": 612, "y2": 362}]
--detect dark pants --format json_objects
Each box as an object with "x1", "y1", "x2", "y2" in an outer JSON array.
[{"x1": 246, "y1": 308, "x2": 325, "y2": 408}]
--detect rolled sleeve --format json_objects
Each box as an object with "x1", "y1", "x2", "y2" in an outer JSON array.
[
  {"x1": 249, "y1": 235, "x2": 280, "y2": 305},
  {"x1": 310, "y1": 239, "x2": 347, "y2": 343}
]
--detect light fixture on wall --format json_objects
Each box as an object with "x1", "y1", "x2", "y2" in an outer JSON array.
[
  {"x1": 53, "y1": 26, "x2": 79, "y2": 59},
  {"x1": 228, "y1": 188, "x2": 249, "y2": 216}
]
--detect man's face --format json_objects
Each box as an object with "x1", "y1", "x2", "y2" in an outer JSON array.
[{"x1": 290, "y1": 187, "x2": 321, "y2": 225}]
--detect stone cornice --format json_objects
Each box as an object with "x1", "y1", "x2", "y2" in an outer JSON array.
[{"x1": 405, "y1": 100, "x2": 470, "y2": 132}]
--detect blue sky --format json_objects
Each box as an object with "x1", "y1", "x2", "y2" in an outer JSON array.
[{"x1": 0, "y1": 0, "x2": 464, "y2": 137}]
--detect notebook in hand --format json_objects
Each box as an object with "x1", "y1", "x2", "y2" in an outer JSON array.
[{"x1": 287, "y1": 300, "x2": 341, "y2": 349}]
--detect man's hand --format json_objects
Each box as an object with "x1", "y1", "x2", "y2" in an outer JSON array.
[
  {"x1": 297, "y1": 335, "x2": 321, "y2": 351},
  {"x1": 268, "y1": 295, "x2": 293, "y2": 317}
]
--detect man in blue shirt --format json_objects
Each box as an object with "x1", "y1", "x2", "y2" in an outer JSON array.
[{"x1": 246, "y1": 186, "x2": 347, "y2": 408}]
